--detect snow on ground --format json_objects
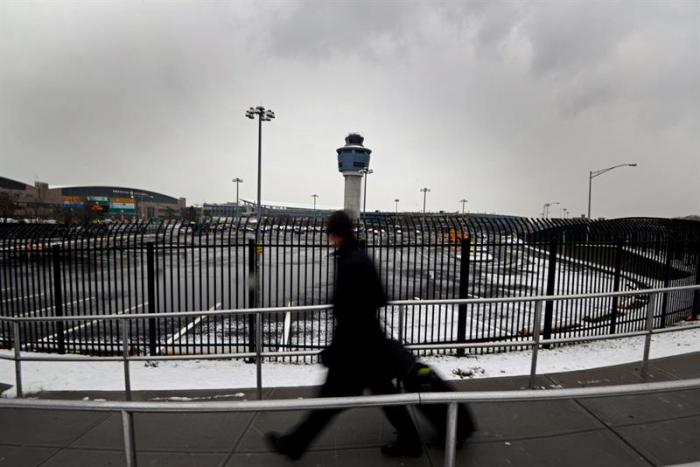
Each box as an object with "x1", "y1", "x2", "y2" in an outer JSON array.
[{"x1": 1, "y1": 321, "x2": 699, "y2": 398}]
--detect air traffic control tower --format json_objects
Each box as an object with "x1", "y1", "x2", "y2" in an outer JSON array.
[{"x1": 336, "y1": 133, "x2": 371, "y2": 220}]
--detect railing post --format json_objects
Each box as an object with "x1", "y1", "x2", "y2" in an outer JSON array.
[
  {"x1": 456, "y1": 238, "x2": 471, "y2": 357},
  {"x1": 443, "y1": 402, "x2": 458, "y2": 467},
  {"x1": 543, "y1": 238, "x2": 558, "y2": 346},
  {"x1": 529, "y1": 300, "x2": 543, "y2": 389},
  {"x1": 51, "y1": 244, "x2": 65, "y2": 354},
  {"x1": 121, "y1": 409, "x2": 137, "y2": 467},
  {"x1": 609, "y1": 239, "x2": 623, "y2": 334},
  {"x1": 121, "y1": 319, "x2": 132, "y2": 401},
  {"x1": 398, "y1": 305, "x2": 405, "y2": 344},
  {"x1": 146, "y1": 242, "x2": 157, "y2": 356},
  {"x1": 660, "y1": 239, "x2": 673, "y2": 328},
  {"x1": 641, "y1": 292, "x2": 657, "y2": 379},
  {"x1": 12, "y1": 321, "x2": 23, "y2": 398},
  {"x1": 247, "y1": 239, "x2": 256, "y2": 363},
  {"x1": 256, "y1": 310, "x2": 263, "y2": 401},
  {"x1": 692, "y1": 239, "x2": 700, "y2": 320}
]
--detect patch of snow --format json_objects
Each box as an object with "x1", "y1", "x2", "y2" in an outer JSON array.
[{"x1": 1, "y1": 323, "x2": 699, "y2": 397}]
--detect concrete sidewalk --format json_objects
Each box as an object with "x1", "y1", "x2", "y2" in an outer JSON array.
[{"x1": 1, "y1": 353, "x2": 699, "y2": 467}]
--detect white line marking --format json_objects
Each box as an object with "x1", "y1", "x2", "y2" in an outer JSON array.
[
  {"x1": 15, "y1": 297, "x2": 94, "y2": 318},
  {"x1": 469, "y1": 315, "x2": 505, "y2": 335},
  {"x1": 160, "y1": 303, "x2": 222, "y2": 351},
  {"x1": 283, "y1": 311, "x2": 291, "y2": 347},
  {"x1": 35, "y1": 302, "x2": 147, "y2": 344},
  {"x1": 1, "y1": 292, "x2": 45, "y2": 304}
]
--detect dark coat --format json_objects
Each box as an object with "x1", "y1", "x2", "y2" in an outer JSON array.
[{"x1": 323, "y1": 238, "x2": 388, "y2": 368}]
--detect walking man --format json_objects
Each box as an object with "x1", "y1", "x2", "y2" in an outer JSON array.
[{"x1": 266, "y1": 210, "x2": 422, "y2": 460}]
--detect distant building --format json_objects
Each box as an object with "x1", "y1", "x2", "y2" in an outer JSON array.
[
  {"x1": 0, "y1": 176, "x2": 186, "y2": 221},
  {"x1": 202, "y1": 202, "x2": 253, "y2": 219},
  {"x1": 49, "y1": 185, "x2": 186, "y2": 219},
  {"x1": 0, "y1": 177, "x2": 55, "y2": 218},
  {"x1": 239, "y1": 199, "x2": 338, "y2": 218}
]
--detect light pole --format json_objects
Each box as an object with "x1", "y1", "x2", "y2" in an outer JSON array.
[
  {"x1": 245, "y1": 106, "x2": 275, "y2": 223},
  {"x1": 394, "y1": 198, "x2": 400, "y2": 214},
  {"x1": 460, "y1": 199, "x2": 468, "y2": 214},
  {"x1": 361, "y1": 168, "x2": 373, "y2": 216},
  {"x1": 543, "y1": 201, "x2": 559, "y2": 218},
  {"x1": 420, "y1": 187, "x2": 431, "y2": 214},
  {"x1": 232, "y1": 177, "x2": 243, "y2": 219},
  {"x1": 311, "y1": 194, "x2": 319, "y2": 216},
  {"x1": 588, "y1": 163, "x2": 637, "y2": 218},
  {"x1": 245, "y1": 105, "x2": 274, "y2": 380}
]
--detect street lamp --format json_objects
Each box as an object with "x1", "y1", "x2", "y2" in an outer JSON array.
[
  {"x1": 311, "y1": 194, "x2": 319, "y2": 216},
  {"x1": 232, "y1": 177, "x2": 243, "y2": 219},
  {"x1": 460, "y1": 199, "x2": 468, "y2": 214},
  {"x1": 245, "y1": 105, "x2": 274, "y2": 376},
  {"x1": 588, "y1": 163, "x2": 637, "y2": 218},
  {"x1": 361, "y1": 168, "x2": 373, "y2": 215},
  {"x1": 543, "y1": 201, "x2": 560, "y2": 218},
  {"x1": 394, "y1": 198, "x2": 400, "y2": 214},
  {"x1": 420, "y1": 187, "x2": 431, "y2": 214},
  {"x1": 245, "y1": 106, "x2": 275, "y2": 223}
]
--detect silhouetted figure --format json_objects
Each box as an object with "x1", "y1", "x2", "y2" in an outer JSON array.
[{"x1": 266, "y1": 210, "x2": 422, "y2": 460}]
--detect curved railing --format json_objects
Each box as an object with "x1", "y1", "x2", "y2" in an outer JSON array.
[
  {"x1": 1, "y1": 375, "x2": 699, "y2": 467},
  {"x1": 1, "y1": 285, "x2": 699, "y2": 400}
]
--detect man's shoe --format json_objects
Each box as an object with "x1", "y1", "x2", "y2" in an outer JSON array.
[
  {"x1": 265, "y1": 431, "x2": 303, "y2": 461},
  {"x1": 381, "y1": 440, "x2": 423, "y2": 458}
]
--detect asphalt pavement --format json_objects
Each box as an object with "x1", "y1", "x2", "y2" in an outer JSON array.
[{"x1": 1, "y1": 352, "x2": 699, "y2": 467}]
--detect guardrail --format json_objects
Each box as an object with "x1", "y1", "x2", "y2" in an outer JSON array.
[
  {"x1": 2, "y1": 377, "x2": 700, "y2": 467},
  {"x1": 2, "y1": 284, "x2": 700, "y2": 401}
]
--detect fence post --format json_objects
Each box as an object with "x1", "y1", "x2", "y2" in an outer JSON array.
[
  {"x1": 51, "y1": 244, "x2": 65, "y2": 355},
  {"x1": 456, "y1": 238, "x2": 471, "y2": 357},
  {"x1": 146, "y1": 242, "x2": 157, "y2": 356},
  {"x1": 121, "y1": 409, "x2": 137, "y2": 467},
  {"x1": 443, "y1": 402, "x2": 458, "y2": 467},
  {"x1": 12, "y1": 321, "x2": 23, "y2": 398},
  {"x1": 247, "y1": 239, "x2": 256, "y2": 363},
  {"x1": 609, "y1": 239, "x2": 623, "y2": 334},
  {"x1": 542, "y1": 238, "x2": 558, "y2": 346},
  {"x1": 398, "y1": 305, "x2": 405, "y2": 344},
  {"x1": 256, "y1": 311, "x2": 263, "y2": 400},
  {"x1": 641, "y1": 292, "x2": 657, "y2": 379},
  {"x1": 529, "y1": 300, "x2": 543, "y2": 389},
  {"x1": 660, "y1": 240, "x2": 673, "y2": 328},
  {"x1": 121, "y1": 319, "x2": 132, "y2": 401},
  {"x1": 692, "y1": 239, "x2": 700, "y2": 320}
]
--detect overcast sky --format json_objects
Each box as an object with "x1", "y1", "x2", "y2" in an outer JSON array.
[{"x1": 1, "y1": 1, "x2": 698, "y2": 218}]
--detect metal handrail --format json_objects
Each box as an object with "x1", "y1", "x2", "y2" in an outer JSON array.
[
  {"x1": 3, "y1": 285, "x2": 700, "y2": 401},
  {"x1": 2, "y1": 377, "x2": 699, "y2": 467},
  {"x1": 3, "y1": 377, "x2": 700, "y2": 411}
]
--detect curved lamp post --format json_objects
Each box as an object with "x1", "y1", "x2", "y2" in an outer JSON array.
[
  {"x1": 361, "y1": 168, "x2": 373, "y2": 215},
  {"x1": 588, "y1": 163, "x2": 637, "y2": 218}
]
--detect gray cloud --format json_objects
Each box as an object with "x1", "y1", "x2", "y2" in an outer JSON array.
[{"x1": 0, "y1": 0, "x2": 698, "y2": 218}]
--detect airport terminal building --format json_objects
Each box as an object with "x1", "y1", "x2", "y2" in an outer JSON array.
[{"x1": 1, "y1": 176, "x2": 185, "y2": 220}]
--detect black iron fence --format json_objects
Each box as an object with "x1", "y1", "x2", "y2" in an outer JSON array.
[{"x1": 1, "y1": 216, "x2": 699, "y2": 358}]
